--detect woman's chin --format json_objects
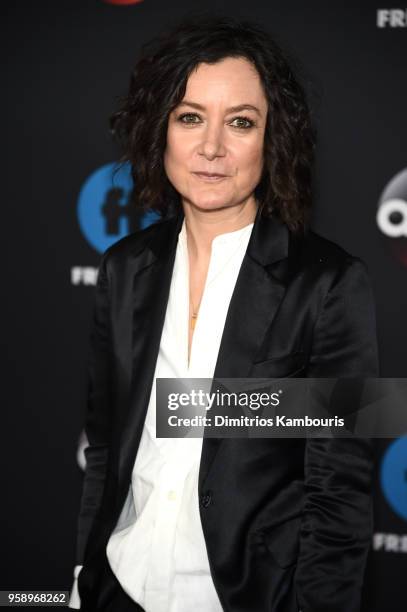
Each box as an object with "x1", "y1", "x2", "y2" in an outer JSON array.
[{"x1": 183, "y1": 195, "x2": 237, "y2": 213}]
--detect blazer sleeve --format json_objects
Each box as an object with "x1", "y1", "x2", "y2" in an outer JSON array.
[
  {"x1": 294, "y1": 257, "x2": 379, "y2": 612},
  {"x1": 74, "y1": 252, "x2": 113, "y2": 567}
]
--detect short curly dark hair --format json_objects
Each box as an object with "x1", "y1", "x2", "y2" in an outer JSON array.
[{"x1": 110, "y1": 14, "x2": 316, "y2": 232}]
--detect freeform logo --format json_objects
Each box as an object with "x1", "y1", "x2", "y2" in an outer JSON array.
[
  {"x1": 380, "y1": 436, "x2": 407, "y2": 522},
  {"x1": 376, "y1": 168, "x2": 407, "y2": 267},
  {"x1": 76, "y1": 161, "x2": 160, "y2": 255},
  {"x1": 71, "y1": 266, "x2": 98, "y2": 286},
  {"x1": 73, "y1": 161, "x2": 160, "y2": 285},
  {"x1": 373, "y1": 532, "x2": 407, "y2": 553},
  {"x1": 377, "y1": 9, "x2": 407, "y2": 27}
]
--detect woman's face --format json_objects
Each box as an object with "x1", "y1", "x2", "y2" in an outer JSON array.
[{"x1": 164, "y1": 56, "x2": 268, "y2": 213}]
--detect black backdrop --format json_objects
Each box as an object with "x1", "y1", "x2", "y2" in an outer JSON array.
[{"x1": 2, "y1": 1, "x2": 406, "y2": 610}]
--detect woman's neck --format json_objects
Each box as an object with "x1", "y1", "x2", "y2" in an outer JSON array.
[{"x1": 182, "y1": 196, "x2": 257, "y2": 259}]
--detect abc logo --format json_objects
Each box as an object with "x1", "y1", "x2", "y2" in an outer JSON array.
[
  {"x1": 376, "y1": 169, "x2": 407, "y2": 267},
  {"x1": 377, "y1": 198, "x2": 407, "y2": 238}
]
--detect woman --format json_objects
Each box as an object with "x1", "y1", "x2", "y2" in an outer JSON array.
[{"x1": 69, "y1": 15, "x2": 379, "y2": 612}]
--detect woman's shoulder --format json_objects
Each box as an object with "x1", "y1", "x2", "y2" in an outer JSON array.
[
  {"x1": 292, "y1": 227, "x2": 372, "y2": 297},
  {"x1": 297, "y1": 227, "x2": 367, "y2": 272},
  {"x1": 99, "y1": 214, "x2": 179, "y2": 268}
]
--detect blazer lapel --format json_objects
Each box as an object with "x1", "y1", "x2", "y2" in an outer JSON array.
[
  {"x1": 199, "y1": 207, "x2": 291, "y2": 491},
  {"x1": 116, "y1": 212, "x2": 184, "y2": 499}
]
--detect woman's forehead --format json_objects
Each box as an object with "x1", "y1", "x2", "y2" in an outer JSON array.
[{"x1": 182, "y1": 58, "x2": 267, "y2": 111}]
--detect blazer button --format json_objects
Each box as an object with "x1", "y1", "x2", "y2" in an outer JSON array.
[{"x1": 201, "y1": 491, "x2": 212, "y2": 508}]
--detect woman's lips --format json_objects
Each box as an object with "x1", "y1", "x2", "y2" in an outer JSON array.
[{"x1": 192, "y1": 172, "x2": 228, "y2": 182}]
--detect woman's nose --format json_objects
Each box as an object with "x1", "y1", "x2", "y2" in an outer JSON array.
[{"x1": 198, "y1": 124, "x2": 226, "y2": 160}]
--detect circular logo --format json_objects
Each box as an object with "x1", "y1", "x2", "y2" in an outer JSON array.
[
  {"x1": 77, "y1": 161, "x2": 160, "y2": 254},
  {"x1": 376, "y1": 168, "x2": 407, "y2": 267},
  {"x1": 380, "y1": 436, "x2": 407, "y2": 521}
]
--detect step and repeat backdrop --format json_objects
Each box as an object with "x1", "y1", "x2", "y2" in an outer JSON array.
[{"x1": 3, "y1": 0, "x2": 406, "y2": 610}]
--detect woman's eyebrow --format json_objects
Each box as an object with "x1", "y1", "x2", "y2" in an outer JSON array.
[{"x1": 177, "y1": 100, "x2": 262, "y2": 116}]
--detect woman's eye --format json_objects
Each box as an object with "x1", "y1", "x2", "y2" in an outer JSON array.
[
  {"x1": 178, "y1": 113, "x2": 201, "y2": 124},
  {"x1": 229, "y1": 116, "x2": 254, "y2": 129}
]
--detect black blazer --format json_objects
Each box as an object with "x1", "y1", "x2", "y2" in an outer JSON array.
[{"x1": 75, "y1": 205, "x2": 379, "y2": 612}]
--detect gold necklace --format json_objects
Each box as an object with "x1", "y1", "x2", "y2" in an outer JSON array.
[{"x1": 190, "y1": 291, "x2": 202, "y2": 330}]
